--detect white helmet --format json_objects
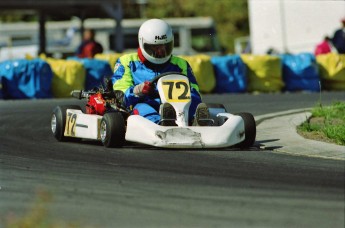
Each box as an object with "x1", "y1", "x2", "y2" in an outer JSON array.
[{"x1": 138, "y1": 19, "x2": 174, "y2": 64}]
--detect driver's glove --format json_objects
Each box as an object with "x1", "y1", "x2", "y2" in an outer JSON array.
[{"x1": 133, "y1": 81, "x2": 153, "y2": 96}]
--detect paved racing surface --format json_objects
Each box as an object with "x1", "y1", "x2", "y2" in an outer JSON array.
[{"x1": 1, "y1": 92, "x2": 344, "y2": 227}]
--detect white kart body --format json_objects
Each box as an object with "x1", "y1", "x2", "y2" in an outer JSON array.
[
  {"x1": 63, "y1": 109, "x2": 103, "y2": 140},
  {"x1": 126, "y1": 114, "x2": 244, "y2": 148},
  {"x1": 63, "y1": 73, "x2": 246, "y2": 148}
]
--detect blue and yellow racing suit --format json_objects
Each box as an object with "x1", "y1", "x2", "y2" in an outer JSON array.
[{"x1": 111, "y1": 52, "x2": 202, "y2": 124}]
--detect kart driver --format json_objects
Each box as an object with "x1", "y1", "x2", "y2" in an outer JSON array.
[{"x1": 111, "y1": 18, "x2": 209, "y2": 126}]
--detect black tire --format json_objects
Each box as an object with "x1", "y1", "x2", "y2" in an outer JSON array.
[
  {"x1": 51, "y1": 105, "x2": 82, "y2": 142},
  {"x1": 100, "y1": 112, "x2": 126, "y2": 148},
  {"x1": 235, "y1": 112, "x2": 256, "y2": 148}
]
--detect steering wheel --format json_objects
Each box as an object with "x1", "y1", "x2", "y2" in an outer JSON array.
[{"x1": 149, "y1": 72, "x2": 187, "y2": 85}]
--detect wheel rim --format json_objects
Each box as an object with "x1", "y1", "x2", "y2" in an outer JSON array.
[
  {"x1": 51, "y1": 114, "x2": 57, "y2": 134},
  {"x1": 100, "y1": 120, "x2": 107, "y2": 142}
]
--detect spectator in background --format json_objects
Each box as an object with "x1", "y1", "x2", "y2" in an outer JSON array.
[
  {"x1": 331, "y1": 17, "x2": 345, "y2": 54},
  {"x1": 314, "y1": 36, "x2": 336, "y2": 56},
  {"x1": 76, "y1": 29, "x2": 103, "y2": 58}
]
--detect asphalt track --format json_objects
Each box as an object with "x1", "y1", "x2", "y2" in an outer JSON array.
[{"x1": 0, "y1": 92, "x2": 344, "y2": 227}]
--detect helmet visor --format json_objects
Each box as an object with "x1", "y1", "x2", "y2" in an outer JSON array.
[{"x1": 143, "y1": 41, "x2": 173, "y2": 59}]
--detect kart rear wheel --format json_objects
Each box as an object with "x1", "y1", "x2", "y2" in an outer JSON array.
[
  {"x1": 100, "y1": 112, "x2": 126, "y2": 148},
  {"x1": 235, "y1": 112, "x2": 256, "y2": 149},
  {"x1": 51, "y1": 105, "x2": 82, "y2": 142}
]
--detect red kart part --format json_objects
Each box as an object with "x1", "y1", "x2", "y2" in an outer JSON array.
[{"x1": 86, "y1": 93, "x2": 106, "y2": 115}]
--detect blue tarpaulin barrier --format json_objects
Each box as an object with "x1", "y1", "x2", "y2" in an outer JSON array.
[
  {"x1": 0, "y1": 59, "x2": 53, "y2": 99},
  {"x1": 280, "y1": 53, "x2": 320, "y2": 92},
  {"x1": 211, "y1": 55, "x2": 247, "y2": 93},
  {"x1": 68, "y1": 57, "x2": 113, "y2": 90}
]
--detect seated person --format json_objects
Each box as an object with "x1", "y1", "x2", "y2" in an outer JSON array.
[{"x1": 111, "y1": 19, "x2": 209, "y2": 126}]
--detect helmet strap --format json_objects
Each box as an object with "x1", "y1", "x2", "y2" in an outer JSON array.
[{"x1": 137, "y1": 47, "x2": 147, "y2": 64}]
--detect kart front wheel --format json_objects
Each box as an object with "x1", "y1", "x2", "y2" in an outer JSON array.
[
  {"x1": 100, "y1": 112, "x2": 126, "y2": 148},
  {"x1": 51, "y1": 105, "x2": 82, "y2": 142},
  {"x1": 236, "y1": 112, "x2": 256, "y2": 149}
]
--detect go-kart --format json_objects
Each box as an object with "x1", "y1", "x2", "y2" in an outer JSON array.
[{"x1": 51, "y1": 72, "x2": 256, "y2": 148}]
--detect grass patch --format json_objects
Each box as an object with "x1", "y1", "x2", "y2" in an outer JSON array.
[
  {"x1": 5, "y1": 189, "x2": 83, "y2": 228},
  {"x1": 297, "y1": 101, "x2": 345, "y2": 146}
]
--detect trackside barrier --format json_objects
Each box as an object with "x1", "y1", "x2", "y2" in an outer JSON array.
[
  {"x1": 94, "y1": 53, "x2": 123, "y2": 70},
  {"x1": 180, "y1": 54, "x2": 216, "y2": 93},
  {"x1": 316, "y1": 53, "x2": 345, "y2": 91},
  {"x1": 280, "y1": 53, "x2": 320, "y2": 92},
  {"x1": 1, "y1": 53, "x2": 344, "y2": 100},
  {"x1": 240, "y1": 54, "x2": 284, "y2": 93},
  {"x1": 41, "y1": 56, "x2": 86, "y2": 98},
  {"x1": 0, "y1": 59, "x2": 53, "y2": 99},
  {"x1": 210, "y1": 55, "x2": 247, "y2": 93},
  {"x1": 67, "y1": 57, "x2": 113, "y2": 90}
]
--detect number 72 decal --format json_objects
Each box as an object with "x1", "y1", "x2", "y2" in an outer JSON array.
[
  {"x1": 161, "y1": 80, "x2": 191, "y2": 102},
  {"x1": 64, "y1": 112, "x2": 77, "y2": 136}
]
